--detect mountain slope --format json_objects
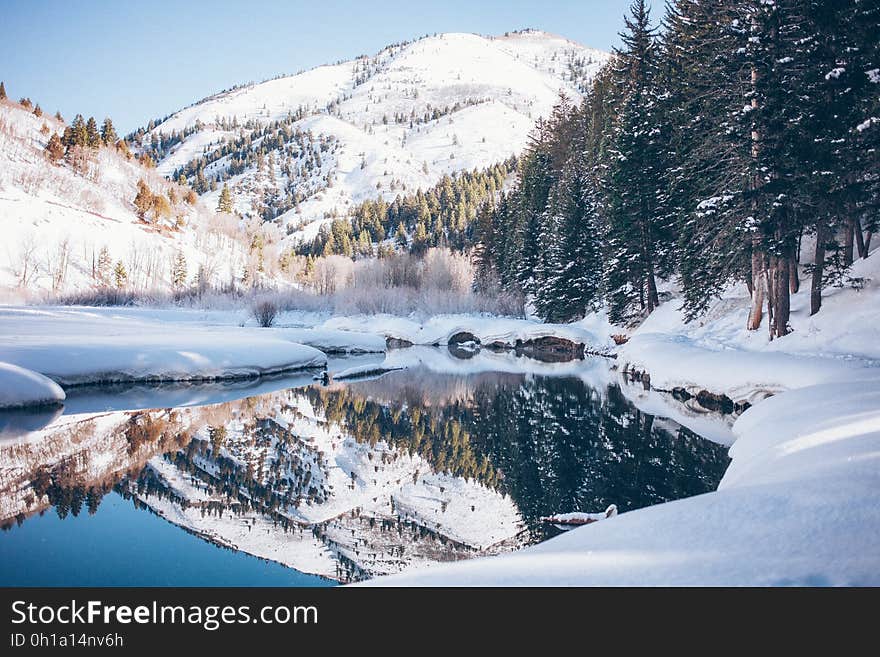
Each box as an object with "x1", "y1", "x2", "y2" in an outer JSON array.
[
  {"x1": 144, "y1": 30, "x2": 608, "y2": 243},
  {"x1": 0, "y1": 99, "x2": 254, "y2": 297}
]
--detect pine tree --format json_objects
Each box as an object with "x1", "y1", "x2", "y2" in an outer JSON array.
[
  {"x1": 100, "y1": 117, "x2": 118, "y2": 146},
  {"x1": 536, "y1": 160, "x2": 604, "y2": 322},
  {"x1": 67, "y1": 114, "x2": 88, "y2": 149},
  {"x1": 395, "y1": 222, "x2": 408, "y2": 249},
  {"x1": 96, "y1": 246, "x2": 112, "y2": 286},
  {"x1": 44, "y1": 133, "x2": 65, "y2": 163},
  {"x1": 171, "y1": 251, "x2": 188, "y2": 289},
  {"x1": 0, "y1": 81, "x2": 6, "y2": 100},
  {"x1": 217, "y1": 183, "x2": 234, "y2": 213},
  {"x1": 85, "y1": 116, "x2": 101, "y2": 148},
  {"x1": 663, "y1": 0, "x2": 744, "y2": 319},
  {"x1": 601, "y1": 0, "x2": 673, "y2": 323},
  {"x1": 113, "y1": 261, "x2": 127, "y2": 289}
]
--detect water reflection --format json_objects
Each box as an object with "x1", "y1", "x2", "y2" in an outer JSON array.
[{"x1": 0, "y1": 360, "x2": 730, "y2": 583}]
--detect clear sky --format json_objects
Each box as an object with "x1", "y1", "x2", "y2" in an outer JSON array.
[{"x1": 1, "y1": 0, "x2": 662, "y2": 134}]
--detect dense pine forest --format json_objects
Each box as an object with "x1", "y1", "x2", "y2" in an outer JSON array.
[
  {"x1": 299, "y1": 159, "x2": 515, "y2": 257},
  {"x1": 474, "y1": 0, "x2": 879, "y2": 332}
]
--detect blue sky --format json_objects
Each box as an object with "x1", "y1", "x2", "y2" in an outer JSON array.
[{"x1": 1, "y1": 1, "x2": 662, "y2": 134}]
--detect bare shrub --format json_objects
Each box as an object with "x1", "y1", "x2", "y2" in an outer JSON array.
[
  {"x1": 52, "y1": 288, "x2": 140, "y2": 306},
  {"x1": 252, "y1": 299, "x2": 278, "y2": 327},
  {"x1": 45, "y1": 247, "x2": 524, "y2": 318}
]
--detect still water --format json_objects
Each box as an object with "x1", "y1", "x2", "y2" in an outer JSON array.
[{"x1": 0, "y1": 351, "x2": 730, "y2": 585}]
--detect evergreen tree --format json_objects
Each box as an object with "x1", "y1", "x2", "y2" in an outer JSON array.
[
  {"x1": 44, "y1": 133, "x2": 65, "y2": 163},
  {"x1": 171, "y1": 251, "x2": 188, "y2": 289},
  {"x1": 535, "y1": 161, "x2": 603, "y2": 322},
  {"x1": 100, "y1": 117, "x2": 118, "y2": 146},
  {"x1": 0, "y1": 81, "x2": 6, "y2": 100},
  {"x1": 66, "y1": 114, "x2": 88, "y2": 150},
  {"x1": 601, "y1": 0, "x2": 674, "y2": 323},
  {"x1": 395, "y1": 222, "x2": 408, "y2": 249},
  {"x1": 113, "y1": 261, "x2": 127, "y2": 289},
  {"x1": 218, "y1": 183, "x2": 234, "y2": 213},
  {"x1": 85, "y1": 116, "x2": 101, "y2": 148}
]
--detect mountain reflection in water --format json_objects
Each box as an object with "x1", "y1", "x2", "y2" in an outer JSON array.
[{"x1": 0, "y1": 361, "x2": 730, "y2": 584}]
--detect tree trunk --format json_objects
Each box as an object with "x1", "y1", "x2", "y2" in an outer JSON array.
[
  {"x1": 747, "y1": 246, "x2": 765, "y2": 331},
  {"x1": 843, "y1": 216, "x2": 855, "y2": 267},
  {"x1": 771, "y1": 254, "x2": 790, "y2": 339},
  {"x1": 641, "y1": 220, "x2": 659, "y2": 314},
  {"x1": 811, "y1": 220, "x2": 826, "y2": 316},
  {"x1": 646, "y1": 271, "x2": 659, "y2": 313},
  {"x1": 855, "y1": 217, "x2": 866, "y2": 259},
  {"x1": 789, "y1": 239, "x2": 800, "y2": 294}
]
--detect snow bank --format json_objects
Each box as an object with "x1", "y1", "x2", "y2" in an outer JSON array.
[
  {"x1": 332, "y1": 363, "x2": 404, "y2": 381},
  {"x1": 617, "y1": 250, "x2": 880, "y2": 400},
  {"x1": 363, "y1": 381, "x2": 880, "y2": 586},
  {"x1": 0, "y1": 362, "x2": 66, "y2": 409},
  {"x1": 273, "y1": 327, "x2": 386, "y2": 354},
  {"x1": 619, "y1": 333, "x2": 878, "y2": 402},
  {"x1": 0, "y1": 307, "x2": 326, "y2": 386},
  {"x1": 321, "y1": 313, "x2": 616, "y2": 351}
]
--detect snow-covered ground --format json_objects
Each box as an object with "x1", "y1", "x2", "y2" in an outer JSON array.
[
  {"x1": 618, "y1": 250, "x2": 880, "y2": 402},
  {"x1": 364, "y1": 380, "x2": 880, "y2": 586},
  {"x1": 0, "y1": 306, "x2": 327, "y2": 390},
  {"x1": 2, "y1": 248, "x2": 877, "y2": 586}
]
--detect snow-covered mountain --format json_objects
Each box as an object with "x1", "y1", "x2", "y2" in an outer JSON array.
[
  {"x1": 0, "y1": 30, "x2": 606, "y2": 298},
  {"x1": 145, "y1": 30, "x2": 608, "y2": 242}
]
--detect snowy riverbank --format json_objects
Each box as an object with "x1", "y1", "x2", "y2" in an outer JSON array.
[{"x1": 0, "y1": 306, "x2": 328, "y2": 393}]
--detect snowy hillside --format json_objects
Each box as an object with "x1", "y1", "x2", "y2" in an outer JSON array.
[
  {"x1": 143, "y1": 30, "x2": 608, "y2": 242},
  {"x1": 0, "y1": 100, "x2": 253, "y2": 297}
]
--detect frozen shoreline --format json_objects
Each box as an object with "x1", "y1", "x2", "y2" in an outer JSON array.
[{"x1": 0, "y1": 306, "x2": 328, "y2": 399}]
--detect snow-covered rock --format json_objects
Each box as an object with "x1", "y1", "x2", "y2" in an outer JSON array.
[
  {"x1": 321, "y1": 312, "x2": 616, "y2": 351},
  {"x1": 0, "y1": 362, "x2": 65, "y2": 409}
]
